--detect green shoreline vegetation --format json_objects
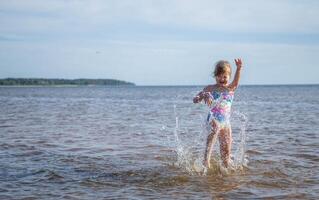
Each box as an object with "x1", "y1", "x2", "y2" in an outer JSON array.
[{"x1": 0, "y1": 78, "x2": 135, "y2": 86}]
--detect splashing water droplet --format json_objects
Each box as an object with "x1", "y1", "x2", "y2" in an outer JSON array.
[{"x1": 165, "y1": 104, "x2": 248, "y2": 176}]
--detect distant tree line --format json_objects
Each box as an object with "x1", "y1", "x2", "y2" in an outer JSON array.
[{"x1": 0, "y1": 78, "x2": 135, "y2": 86}]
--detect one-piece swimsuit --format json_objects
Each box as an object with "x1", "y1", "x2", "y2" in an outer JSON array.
[{"x1": 206, "y1": 89, "x2": 234, "y2": 128}]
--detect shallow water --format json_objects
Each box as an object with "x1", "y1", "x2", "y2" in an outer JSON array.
[{"x1": 0, "y1": 85, "x2": 318, "y2": 199}]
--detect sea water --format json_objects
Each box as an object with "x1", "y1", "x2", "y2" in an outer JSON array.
[{"x1": 0, "y1": 85, "x2": 318, "y2": 199}]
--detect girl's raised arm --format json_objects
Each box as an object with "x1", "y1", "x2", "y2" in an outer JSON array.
[{"x1": 229, "y1": 58, "x2": 243, "y2": 91}]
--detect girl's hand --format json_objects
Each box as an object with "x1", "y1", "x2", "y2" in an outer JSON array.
[
  {"x1": 193, "y1": 91, "x2": 204, "y2": 103},
  {"x1": 193, "y1": 91, "x2": 212, "y2": 106},
  {"x1": 234, "y1": 58, "x2": 243, "y2": 69},
  {"x1": 193, "y1": 95, "x2": 201, "y2": 103}
]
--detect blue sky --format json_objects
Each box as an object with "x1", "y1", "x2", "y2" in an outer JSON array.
[{"x1": 0, "y1": 0, "x2": 319, "y2": 85}]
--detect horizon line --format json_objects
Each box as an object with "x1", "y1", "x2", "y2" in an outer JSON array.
[
  {"x1": 1, "y1": 83, "x2": 318, "y2": 87},
  {"x1": 0, "y1": 77, "x2": 318, "y2": 87},
  {"x1": 135, "y1": 83, "x2": 319, "y2": 87}
]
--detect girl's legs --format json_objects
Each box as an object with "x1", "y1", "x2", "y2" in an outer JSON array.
[
  {"x1": 203, "y1": 120, "x2": 219, "y2": 168},
  {"x1": 218, "y1": 127, "x2": 232, "y2": 167}
]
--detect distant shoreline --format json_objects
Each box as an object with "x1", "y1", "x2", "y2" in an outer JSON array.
[
  {"x1": 0, "y1": 85, "x2": 136, "y2": 87},
  {"x1": 0, "y1": 78, "x2": 135, "y2": 86}
]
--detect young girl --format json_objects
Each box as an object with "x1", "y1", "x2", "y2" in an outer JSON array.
[{"x1": 193, "y1": 59, "x2": 243, "y2": 168}]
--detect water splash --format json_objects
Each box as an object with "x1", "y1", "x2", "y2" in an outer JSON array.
[
  {"x1": 172, "y1": 105, "x2": 205, "y2": 175},
  {"x1": 167, "y1": 104, "x2": 248, "y2": 176},
  {"x1": 232, "y1": 110, "x2": 249, "y2": 168}
]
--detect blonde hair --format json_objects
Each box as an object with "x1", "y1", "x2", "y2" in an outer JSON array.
[{"x1": 213, "y1": 60, "x2": 231, "y2": 77}]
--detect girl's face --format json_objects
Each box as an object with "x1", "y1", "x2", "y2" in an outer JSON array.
[{"x1": 216, "y1": 72, "x2": 230, "y2": 87}]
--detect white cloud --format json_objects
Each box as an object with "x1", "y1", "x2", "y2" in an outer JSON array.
[
  {"x1": 0, "y1": 1, "x2": 318, "y2": 85},
  {"x1": 0, "y1": 0, "x2": 318, "y2": 35}
]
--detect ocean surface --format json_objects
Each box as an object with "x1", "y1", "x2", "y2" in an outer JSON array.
[{"x1": 0, "y1": 85, "x2": 318, "y2": 199}]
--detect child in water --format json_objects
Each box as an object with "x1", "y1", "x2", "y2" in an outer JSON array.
[{"x1": 193, "y1": 59, "x2": 243, "y2": 168}]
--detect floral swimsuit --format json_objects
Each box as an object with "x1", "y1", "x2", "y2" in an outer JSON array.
[{"x1": 206, "y1": 90, "x2": 234, "y2": 128}]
